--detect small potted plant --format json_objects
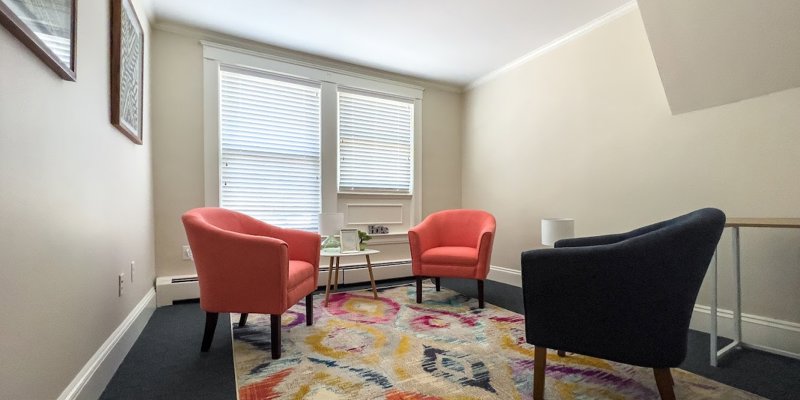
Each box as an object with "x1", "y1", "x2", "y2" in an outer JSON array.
[{"x1": 358, "y1": 230, "x2": 372, "y2": 251}]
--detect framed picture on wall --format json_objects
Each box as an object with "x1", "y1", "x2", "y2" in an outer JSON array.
[
  {"x1": 0, "y1": 0, "x2": 77, "y2": 80},
  {"x1": 339, "y1": 229, "x2": 359, "y2": 253},
  {"x1": 110, "y1": 0, "x2": 144, "y2": 144}
]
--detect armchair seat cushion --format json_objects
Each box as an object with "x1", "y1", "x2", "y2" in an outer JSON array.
[
  {"x1": 288, "y1": 260, "x2": 315, "y2": 289},
  {"x1": 421, "y1": 246, "x2": 479, "y2": 266}
]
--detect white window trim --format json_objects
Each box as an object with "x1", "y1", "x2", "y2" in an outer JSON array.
[{"x1": 202, "y1": 41, "x2": 423, "y2": 226}]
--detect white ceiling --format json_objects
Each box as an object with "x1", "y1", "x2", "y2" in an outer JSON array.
[{"x1": 148, "y1": 0, "x2": 633, "y2": 87}]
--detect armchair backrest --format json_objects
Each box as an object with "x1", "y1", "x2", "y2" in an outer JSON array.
[{"x1": 424, "y1": 209, "x2": 496, "y2": 248}]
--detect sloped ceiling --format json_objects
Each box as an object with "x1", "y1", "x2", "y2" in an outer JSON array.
[{"x1": 638, "y1": 0, "x2": 800, "y2": 114}]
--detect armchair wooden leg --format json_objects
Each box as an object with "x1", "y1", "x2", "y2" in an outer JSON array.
[
  {"x1": 534, "y1": 346, "x2": 547, "y2": 400},
  {"x1": 306, "y1": 293, "x2": 313, "y2": 326},
  {"x1": 435, "y1": 277, "x2": 441, "y2": 291},
  {"x1": 477, "y1": 280, "x2": 485, "y2": 309},
  {"x1": 238, "y1": 313, "x2": 248, "y2": 327},
  {"x1": 416, "y1": 276, "x2": 423, "y2": 304},
  {"x1": 201, "y1": 312, "x2": 218, "y2": 352},
  {"x1": 271, "y1": 314, "x2": 282, "y2": 359},
  {"x1": 653, "y1": 368, "x2": 676, "y2": 400}
]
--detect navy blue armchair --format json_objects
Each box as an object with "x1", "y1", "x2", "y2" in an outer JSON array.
[{"x1": 521, "y1": 208, "x2": 725, "y2": 400}]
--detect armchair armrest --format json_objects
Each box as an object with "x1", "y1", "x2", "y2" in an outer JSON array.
[
  {"x1": 554, "y1": 232, "x2": 629, "y2": 248},
  {"x1": 555, "y1": 217, "x2": 674, "y2": 248},
  {"x1": 271, "y1": 227, "x2": 321, "y2": 266},
  {"x1": 474, "y1": 227, "x2": 495, "y2": 278},
  {"x1": 408, "y1": 218, "x2": 438, "y2": 251}
]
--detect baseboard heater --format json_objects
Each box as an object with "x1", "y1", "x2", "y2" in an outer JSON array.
[{"x1": 155, "y1": 260, "x2": 412, "y2": 307}]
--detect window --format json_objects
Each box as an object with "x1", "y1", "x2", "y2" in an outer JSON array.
[
  {"x1": 203, "y1": 42, "x2": 423, "y2": 234},
  {"x1": 218, "y1": 66, "x2": 321, "y2": 231},
  {"x1": 338, "y1": 90, "x2": 413, "y2": 194}
]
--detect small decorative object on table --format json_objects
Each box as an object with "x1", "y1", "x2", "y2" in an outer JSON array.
[
  {"x1": 358, "y1": 230, "x2": 372, "y2": 251},
  {"x1": 319, "y1": 212, "x2": 344, "y2": 250},
  {"x1": 339, "y1": 229, "x2": 359, "y2": 253}
]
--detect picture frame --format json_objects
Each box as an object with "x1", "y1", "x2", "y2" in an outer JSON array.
[
  {"x1": 339, "y1": 229, "x2": 359, "y2": 253},
  {"x1": 110, "y1": 0, "x2": 144, "y2": 144},
  {"x1": 0, "y1": 0, "x2": 77, "y2": 81}
]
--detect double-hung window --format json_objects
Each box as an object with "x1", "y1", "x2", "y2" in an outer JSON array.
[
  {"x1": 204, "y1": 42, "x2": 423, "y2": 234},
  {"x1": 218, "y1": 66, "x2": 321, "y2": 231},
  {"x1": 338, "y1": 90, "x2": 413, "y2": 194}
]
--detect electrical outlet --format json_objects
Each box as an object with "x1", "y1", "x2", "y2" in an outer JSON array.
[
  {"x1": 182, "y1": 245, "x2": 193, "y2": 261},
  {"x1": 130, "y1": 261, "x2": 135, "y2": 282},
  {"x1": 118, "y1": 273, "x2": 125, "y2": 297}
]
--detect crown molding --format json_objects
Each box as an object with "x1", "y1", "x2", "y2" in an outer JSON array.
[
  {"x1": 153, "y1": 21, "x2": 464, "y2": 94},
  {"x1": 467, "y1": 1, "x2": 638, "y2": 91}
]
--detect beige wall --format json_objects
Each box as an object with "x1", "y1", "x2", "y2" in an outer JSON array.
[
  {"x1": 463, "y1": 9, "x2": 800, "y2": 323},
  {"x1": 0, "y1": 2, "x2": 154, "y2": 399},
  {"x1": 152, "y1": 27, "x2": 463, "y2": 277}
]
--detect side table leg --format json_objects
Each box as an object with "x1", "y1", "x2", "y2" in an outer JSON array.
[
  {"x1": 732, "y1": 227, "x2": 742, "y2": 343},
  {"x1": 333, "y1": 257, "x2": 340, "y2": 291},
  {"x1": 366, "y1": 254, "x2": 378, "y2": 299},
  {"x1": 710, "y1": 248, "x2": 718, "y2": 366},
  {"x1": 324, "y1": 257, "x2": 334, "y2": 306}
]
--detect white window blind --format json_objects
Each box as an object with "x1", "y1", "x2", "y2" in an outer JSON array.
[
  {"x1": 338, "y1": 90, "x2": 414, "y2": 194},
  {"x1": 219, "y1": 66, "x2": 321, "y2": 231}
]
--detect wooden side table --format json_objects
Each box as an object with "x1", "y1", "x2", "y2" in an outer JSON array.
[{"x1": 321, "y1": 248, "x2": 380, "y2": 306}]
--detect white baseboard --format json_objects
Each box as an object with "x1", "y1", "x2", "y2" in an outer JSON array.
[
  {"x1": 486, "y1": 265, "x2": 800, "y2": 359},
  {"x1": 58, "y1": 288, "x2": 156, "y2": 400},
  {"x1": 340, "y1": 261, "x2": 411, "y2": 284},
  {"x1": 690, "y1": 305, "x2": 800, "y2": 359},
  {"x1": 488, "y1": 265, "x2": 522, "y2": 287}
]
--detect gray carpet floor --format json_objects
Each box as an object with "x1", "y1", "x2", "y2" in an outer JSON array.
[{"x1": 100, "y1": 278, "x2": 800, "y2": 399}]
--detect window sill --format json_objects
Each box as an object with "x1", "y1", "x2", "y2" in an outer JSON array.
[
  {"x1": 338, "y1": 192, "x2": 413, "y2": 199},
  {"x1": 366, "y1": 232, "x2": 409, "y2": 245}
]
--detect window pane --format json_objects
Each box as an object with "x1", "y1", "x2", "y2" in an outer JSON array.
[
  {"x1": 338, "y1": 91, "x2": 413, "y2": 193},
  {"x1": 219, "y1": 67, "x2": 321, "y2": 231}
]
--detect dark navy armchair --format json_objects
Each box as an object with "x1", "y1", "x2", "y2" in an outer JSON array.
[{"x1": 521, "y1": 208, "x2": 725, "y2": 400}]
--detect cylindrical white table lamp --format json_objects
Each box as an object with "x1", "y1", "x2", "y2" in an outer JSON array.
[{"x1": 541, "y1": 218, "x2": 575, "y2": 246}]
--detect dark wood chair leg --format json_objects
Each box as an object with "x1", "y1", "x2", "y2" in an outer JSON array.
[
  {"x1": 435, "y1": 277, "x2": 441, "y2": 291},
  {"x1": 238, "y1": 313, "x2": 248, "y2": 327},
  {"x1": 271, "y1": 314, "x2": 282, "y2": 359},
  {"x1": 534, "y1": 346, "x2": 547, "y2": 400},
  {"x1": 477, "y1": 280, "x2": 485, "y2": 308},
  {"x1": 306, "y1": 293, "x2": 313, "y2": 326},
  {"x1": 557, "y1": 350, "x2": 566, "y2": 357},
  {"x1": 416, "y1": 276, "x2": 423, "y2": 303},
  {"x1": 653, "y1": 368, "x2": 676, "y2": 400},
  {"x1": 201, "y1": 312, "x2": 218, "y2": 352}
]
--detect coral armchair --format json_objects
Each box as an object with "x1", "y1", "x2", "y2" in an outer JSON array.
[
  {"x1": 408, "y1": 209, "x2": 496, "y2": 308},
  {"x1": 181, "y1": 207, "x2": 321, "y2": 359},
  {"x1": 521, "y1": 208, "x2": 725, "y2": 399}
]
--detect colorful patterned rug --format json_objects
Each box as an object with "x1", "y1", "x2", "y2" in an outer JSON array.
[{"x1": 232, "y1": 284, "x2": 761, "y2": 399}]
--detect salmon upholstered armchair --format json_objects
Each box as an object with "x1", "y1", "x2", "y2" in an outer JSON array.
[
  {"x1": 182, "y1": 207, "x2": 321, "y2": 359},
  {"x1": 408, "y1": 209, "x2": 496, "y2": 308}
]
